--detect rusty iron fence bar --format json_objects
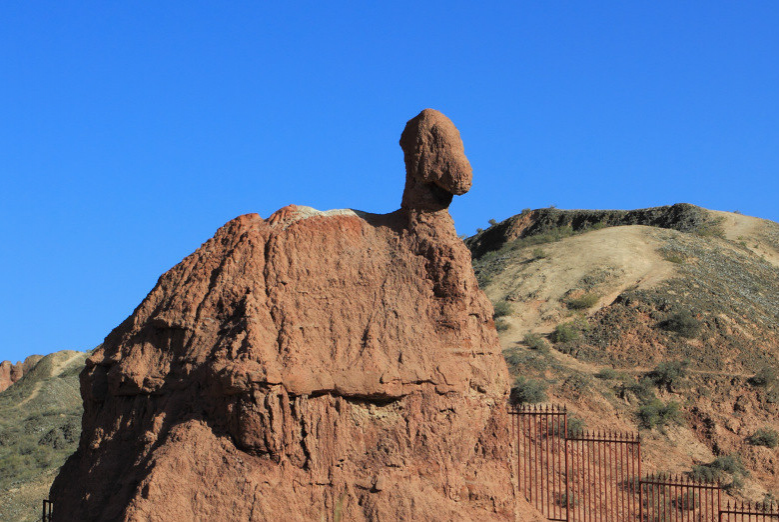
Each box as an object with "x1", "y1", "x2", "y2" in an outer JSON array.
[
  {"x1": 42, "y1": 499, "x2": 54, "y2": 521},
  {"x1": 510, "y1": 405, "x2": 776, "y2": 522},
  {"x1": 510, "y1": 405, "x2": 568, "y2": 521},
  {"x1": 639, "y1": 474, "x2": 722, "y2": 522},
  {"x1": 720, "y1": 500, "x2": 779, "y2": 520},
  {"x1": 510, "y1": 405, "x2": 641, "y2": 522}
]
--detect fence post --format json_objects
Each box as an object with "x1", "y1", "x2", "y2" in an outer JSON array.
[
  {"x1": 564, "y1": 410, "x2": 569, "y2": 522},
  {"x1": 638, "y1": 437, "x2": 643, "y2": 522}
]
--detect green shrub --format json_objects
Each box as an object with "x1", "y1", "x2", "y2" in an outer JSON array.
[
  {"x1": 563, "y1": 373, "x2": 591, "y2": 396},
  {"x1": 749, "y1": 367, "x2": 777, "y2": 387},
  {"x1": 523, "y1": 333, "x2": 549, "y2": 352},
  {"x1": 495, "y1": 319, "x2": 510, "y2": 332},
  {"x1": 637, "y1": 399, "x2": 683, "y2": 430},
  {"x1": 749, "y1": 428, "x2": 779, "y2": 448},
  {"x1": 566, "y1": 416, "x2": 586, "y2": 437},
  {"x1": 691, "y1": 454, "x2": 748, "y2": 484},
  {"x1": 552, "y1": 322, "x2": 580, "y2": 343},
  {"x1": 649, "y1": 360, "x2": 689, "y2": 390},
  {"x1": 565, "y1": 293, "x2": 599, "y2": 310},
  {"x1": 616, "y1": 377, "x2": 657, "y2": 404},
  {"x1": 558, "y1": 492, "x2": 579, "y2": 508},
  {"x1": 662, "y1": 311, "x2": 702, "y2": 338},
  {"x1": 595, "y1": 368, "x2": 619, "y2": 380},
  {"x1": 661, "y1": 249, "x2": 687, "y2": 264},
  {"x1": 532, "y1": 248, "x2": 548, "y2": 259},
  {"x1": 488, "y1": 218, "x2": 498, "y2": 226},
  {"x1": 492, "y1": 300, "x2": 513, "y2": 319},
  {"x1": 510, "y1": 377, "x2": 547, "y2": 405}
]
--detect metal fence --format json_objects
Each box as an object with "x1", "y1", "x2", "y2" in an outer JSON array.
[
  {"x1": 42, "y1": 499, "x2": 53, "y2": 521},
  {"x1": 509, "y1": 404, "x2": 776, "y2": 522},
  {"x1": 720, "y1": 500, "x2": 779, "y2": 521}
]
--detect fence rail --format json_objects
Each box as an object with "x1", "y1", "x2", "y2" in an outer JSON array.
[
  {"x1": 42, "y1": 499, "x2": 53, "y2": 522},
  {"x1": 509, "y1": 404, "x2": 773, "y2": 522}
]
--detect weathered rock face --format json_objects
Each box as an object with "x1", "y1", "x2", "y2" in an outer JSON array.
[
  {"x1": 0, "y1": 355, "x2": 43, "y2": 393},
  {"x1": 51, "y1": 109, "x2": 514, "y2": 521}
]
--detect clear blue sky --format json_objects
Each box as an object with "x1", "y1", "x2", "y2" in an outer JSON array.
[{"x1": 2, "y1": 2, "x2": 777, "y2": 363}]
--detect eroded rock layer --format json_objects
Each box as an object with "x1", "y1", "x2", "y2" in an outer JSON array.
[
  {"x1": 51, "y1": 109, "x2": 514, "y2": 521},
  {"x1": 0, "y1": 355, "x2": 43, "y2": 392}
]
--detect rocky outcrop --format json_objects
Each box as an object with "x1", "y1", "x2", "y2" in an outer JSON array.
[
  {"x1": 466, "y1": 203, "x2": 720, "y2": 259},
  {"x1": 51, "y1": 110, "x2": 514, "y2": 521},
  {"x1": 0, "y1": 355, "x2": 43, "y2": 393}
]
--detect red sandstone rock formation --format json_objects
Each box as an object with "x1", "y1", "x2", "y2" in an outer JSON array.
[
  {"x1": 51, "y1": 109, "x2": 515, "y2": 521},
  {"x1": 0, "y1": 355, "x2": 43, "y2": 392}
]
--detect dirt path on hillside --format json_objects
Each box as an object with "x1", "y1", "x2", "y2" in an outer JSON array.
[{"x1": 489, "y1": 225, "x2": 678, "y2": 347}]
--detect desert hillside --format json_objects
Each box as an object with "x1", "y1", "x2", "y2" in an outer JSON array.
[
  {"x1": 468, "y1": 204, "x2": 779, "y2": 501},
  {"x1": 0, "y1": 350, "x2": 89, "y2": 522}
]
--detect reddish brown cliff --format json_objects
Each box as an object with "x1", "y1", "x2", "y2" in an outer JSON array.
[
  {"x1": 51, "y1": 109, "x2": 514, "y2": 521},
  {"x1": 0, "y1": 355, "x2": 43, "y2": 392}
]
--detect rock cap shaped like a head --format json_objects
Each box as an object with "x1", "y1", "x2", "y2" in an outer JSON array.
[{"x1": 400, "y1": 108, "x2": 473, "y2": 211}]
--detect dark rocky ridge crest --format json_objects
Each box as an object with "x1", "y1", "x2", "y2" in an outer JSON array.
[{"x1": 467, "y1": 203, "x2": 720, "y2": 260}]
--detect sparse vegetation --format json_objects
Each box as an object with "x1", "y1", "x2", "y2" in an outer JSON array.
[
  {"x1": 523, "y1": 333, "x2": 549, "y2": 352},
  {"x1": 488, "y1": 218, "x2": 498, "y2": 226},
  {"x1": 552, "y1": 322, "x2": 580, "y2": 343},
  {"x1": 749, "y1": 427, "x2": 779, "y2": 448},
  {"x1": 595, "y1": 368, "x2": 619, "y2": 380},
  {"x1": 663, "y1": 252, "x2": 687, "y2": 264},
  {"x1": 510, "y1": 376, "x2": 548, "y2": 405},
  {"x1": 494, "y1": 318, "x2": 510, "y2": 332},
  {"x1": 661, "y1": 310, "x2": 702, "y2": 338},
  {"x1": 564, "y1": 292, "x2": 599, "y2": 310},
  {"x1": 749, "y1": 367, "x2": 777, "y2": 387},
  {"x1": 492, "y1": 300, "x2": 512, "y2": 319},
  {"x1": 562, "y1": 373, "x2": 591, "y2": 396},
  {"x1": 566, "y1": 416, "x2": 586, "y2": 436},
  {"x1": 637, "y1": 399, "x2": 683, "y2": 430},
  {"x1": 690, "y1": 455, "x2": 747, "y2": 484},
  {"x1": 532, "y1": 247, "x2": 548, "y2": 259},
  {"x1": 648, "y1": 360, "x2": 689, "y2": 391}
]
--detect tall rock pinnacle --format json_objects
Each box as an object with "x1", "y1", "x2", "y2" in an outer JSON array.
[
  {"x1": 400, "y1": 108, "x2": 473, "y2": 211},
  {"x1": 50, "y1": 110, "x2": 514, "y2": 521}
]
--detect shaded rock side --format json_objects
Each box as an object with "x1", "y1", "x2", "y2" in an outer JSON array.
[
  {"x1": 51, "y1": 109, "x2": 514, "y2": 521},
  {"x1": 0, "y1": 355, "x2": 43, "y2": 393}
]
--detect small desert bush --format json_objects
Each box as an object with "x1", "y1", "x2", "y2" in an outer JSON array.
[
  {"x1": 648, "y1": 360, "x2": 689, "y2": 390},
  {"x1": 690, "y1": 455, "x2": 747, "y2": 485},
  {"x1": 637, "y1": 399, "x2": 683, "y2": 430},
  {"x1": 595, "y1": 368, "x2": 619, "y2": 380},
  {"x1": 661, "y1": 310, "x2": 702, "y2": 338},
  {"x1": 562, "y1": 373, "x2": 591, "y2": 396},
  {"x1": 495, "y1": 318, "x2": 510, "y2": 332},
  {"x1": 523, "y1": 333, "x2": 549, "y2": 352},
  {"x1": 565, "y1": 293, "x2": 599, "y2": 310},
  {"x1": 532, "y1": 247, "x2": 548, "y2": 260},
  {"x1": 566, "y1": 416, "x2": 586, "y2": 437},
  {"x1": 749, "y1": 427, "x2": 779, "y2": 448},
  {"x1": 510, "y1": 377, "x2": 547, "y2": 405},
  {"x1": 749, "y1": 367, "x2": 778, "y2": 387},
  {"x1": 492, "y1": 300, "x2": 512, "y2": 319},
  {"x1": 663, "y1": 252, "x2": 687, "y2": 264},
  {"x1": 552, "y1": 322, "x2": 580, "y2": 343}
]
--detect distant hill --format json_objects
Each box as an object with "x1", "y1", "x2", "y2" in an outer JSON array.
[
  {"x1": 0, "y1": 350, "x2": 88, "y2": 522},
  {"x1": 467, "y1": 204, "x2": 779, "y2": 500}
]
